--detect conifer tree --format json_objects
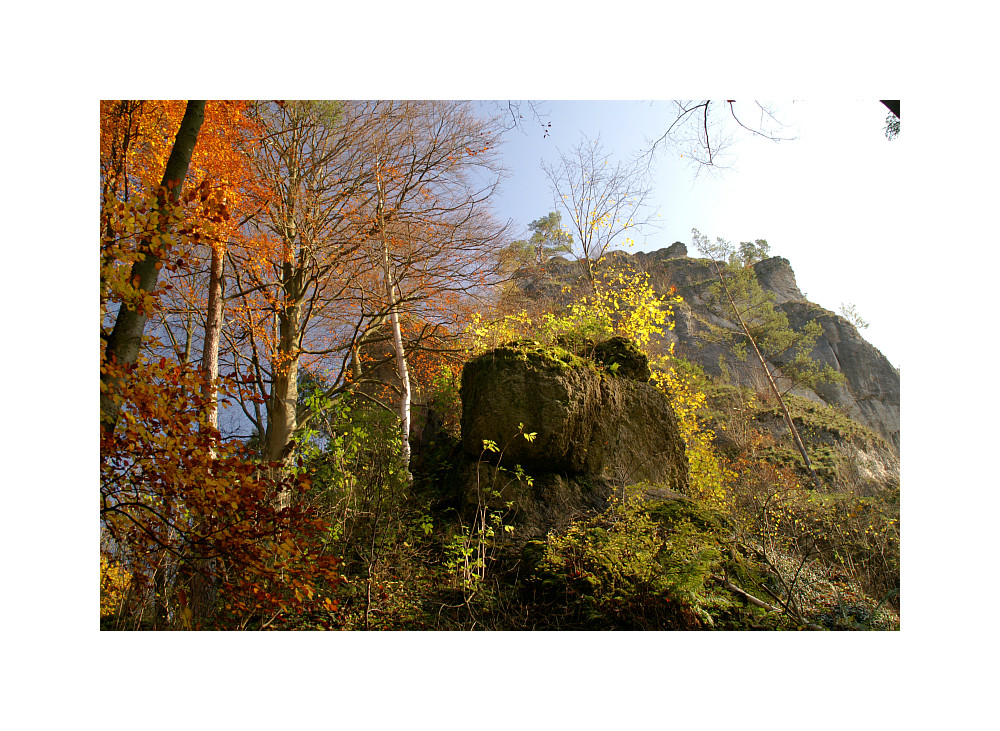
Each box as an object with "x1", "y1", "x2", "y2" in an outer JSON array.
[
  {"x1": 507, "y1": 211, "x2": 573, "y2": 266},
  {"x1": 692, "y1": 229, "x2": 842, "y2": 490}
]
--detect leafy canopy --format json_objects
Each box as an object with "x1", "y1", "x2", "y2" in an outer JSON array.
[{"x1": 507, "y1": 211, "x2": 574, "y2": 267}]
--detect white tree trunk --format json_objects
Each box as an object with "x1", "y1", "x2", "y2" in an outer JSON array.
[
  {"x1": 374, "y1": 151, "x2": 412, "y2": 471},
  {"x1": 385, "y1": 265, "x2": 412, "y2": 468}
]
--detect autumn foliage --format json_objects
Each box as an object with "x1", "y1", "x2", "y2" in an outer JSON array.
[
  {"x1": 99, "y1": 101, "x2": 897, "y2": 632},
  {"x1": 100, "y1": 100, "x2": 511, "y2": 629},
  {"x1": 100, "y1": 101, "x2": 344, "y2": 629},
  {"x1": 100, "y1": 357, "x2": 341, "y2": 628}
]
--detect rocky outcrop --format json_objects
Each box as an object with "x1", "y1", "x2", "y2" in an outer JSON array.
[
  {"x1": 776, "y1": 302, "x2": 900, "y2": 451},
  {"x1": 525, "y1": 249, "x2": 900, "y2": 452},
  {"x1": 664, "y1": 241, "x2": 688, "y2": 258},
  {"x1": 456, "y1": 338, "x2": 689, "y2": 535},
  {"x1": 753, "y1": 257, "x2": 805, "y2": 304}
]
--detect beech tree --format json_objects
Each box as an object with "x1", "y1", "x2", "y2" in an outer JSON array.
[
  {"x1": 101, "y1": 100, "x2": 206, "y2": 432},
  {"x1": 221, "y1": 100, "x2": 378, "y2": 477},
  {"x1": 370, "y1": 146, "x2": 413, "y2": 467},
  {"x1": 226, "y1": 101, "x2": 507, "y2": 478},
  {"x1": 100, "y1": 101, "x2": 343, "y2": 629},
  {"x1": 145, "y1": 101, "x2": 268, "y2": 434},
  {"x1": 542, "y1": 134, "x2": 658, "y2": 283},
  {"x1": 359, "y1": 100, "x2": 507, "y2": 470}
]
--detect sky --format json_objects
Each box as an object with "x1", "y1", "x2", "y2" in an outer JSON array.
[{"x1": 482, "y1": 100, "x2": 905, "y2": 368}]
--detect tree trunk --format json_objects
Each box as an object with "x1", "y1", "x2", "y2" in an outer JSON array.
[
  {"x1": 101, "y1": 100, "x2": 206, "y2": 433},
  {"x1": 263, "y1": 252, "x2": 303, "y2": 510},
  {"x1": 711, "y1": 260, "x2": 824, "y2": 491},
  {"x1": 266, "y1": 254, "x2": 302, "y2": 457},
  {"x1": 385, "y1": 265, "x2": 412, "y2": 470},
  {"x1": 182, "y1": 241, "x2": 226, "y2": 626},
  {"x1": 374, "y1": 152, "x2": 412, "y2": 472},
  {"x1": 267, "y1": 305, "x2": 301, "y2": 466},
  {"x1": 201, "y1": 244, "x2": 225, "y2": 431}
]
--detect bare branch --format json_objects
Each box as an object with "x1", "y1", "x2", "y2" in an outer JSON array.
[
  {"x1": 543, "y1": 133, "x2": 659, "y2": 281},
  {"x1": 642, "y1": 100, "x2": 794, "y2": 174}
]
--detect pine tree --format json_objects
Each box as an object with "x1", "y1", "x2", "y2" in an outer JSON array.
[
  {"x1": 507, "y1": 211, "x2": 574, "y2": 266},
  {"x1": 692, "y1": 229, "x2": 843, "y2": 489}
]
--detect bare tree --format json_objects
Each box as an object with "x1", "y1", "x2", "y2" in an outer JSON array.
[
  {"x1": 542, "y1": 133, "x2": 658, "y2": 283},
  {"x1": 360, "y1": 100, "x2": 509, "y2": 472},
  {"x1": 493, "y1": 100, "x2": 552, "y2": 138},
  {"x1": 224, "y1": 101, "x2": 509, "y2": 478},
  {"x1": 644, "y1": 100, "x2": 794, "y2": 174}
]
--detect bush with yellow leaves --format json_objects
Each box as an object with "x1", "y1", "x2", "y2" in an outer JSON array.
[{"x1": 101, "y1": 553, "x2": 131, "y2": 619}]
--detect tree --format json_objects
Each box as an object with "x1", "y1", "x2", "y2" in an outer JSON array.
[
  {"x1": 542, "y1": 134, "x2": 658, "y2": 283},
  {"x1": 101, "y1": 101, "x2": 356, "y2": 627},
  {"x1": 370, "y1": 145, "x2": 414, "y2": 470},
  {"x1": 99, "y1": 102, "x2": 344, "y2": 628},
  {"x1": 839, "y1": 302, "x2": 870, "y2": 330},
  {"x1": 223, "y1": 100, "x2": 378, "y2": 476},
  {"x1": 352, "y1": 100, "x2": 508, "y2": 472},
  {"x1": 692, "y1": 229, "x2": 843, "y2": 490},
  {"x1": 507, "y1": 211, "x2": 573, "y2": 266},
  {"x1": 646, "y1": 100, "x2": 899, "y2": 170},
  {"x1": 644, "y1": 100, "x2": 793, "y2": 173},
  {"x1": 225, "y1": 101, "x2": 508, "y2": 479},
  {"x1": 132, "y1": 102, "x2": 268, "y2": 438},
  {"x1": 495, "y1": 100, "x2": 552, "y2": 137},
  {"x1": 99, "y1": 360, "x2": 342, "y2": 629},
  {"x1": 734, "y1": 238, "x2": 771, "y2": 267},
  {"x1": 101, "y1": 100, "x2": 207, "y2": 433}
]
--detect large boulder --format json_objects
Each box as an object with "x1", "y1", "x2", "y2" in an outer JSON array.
[{"x1": 457, "y1": 339, "x2": 689, "y2": 535}]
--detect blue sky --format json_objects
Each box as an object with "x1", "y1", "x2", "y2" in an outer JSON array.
[{"x1": 484, "y1": 100, "x2": 904, "y2": 367}]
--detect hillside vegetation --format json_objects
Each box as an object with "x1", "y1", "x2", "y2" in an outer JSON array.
[
  {"x1": 100, "y1": 101, "x2": 898, "y2": 631},
  {"x1": 103, "y1": 250, "x2": 899, "y2": 631}
]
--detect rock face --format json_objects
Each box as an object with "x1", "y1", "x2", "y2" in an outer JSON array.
[
  {"x1": 458, "y1": 339, "x2": 689, "y2": 535},
  {"x1": 530, "y1": 249, "x2": 901, "y2": 452},
  {"x1": 777, "y1": 302, "x2": 900, "y2": 451},
  {"x1": 753, "y1": 257, "x2": 805, "y2": 304},
  {"x1": 664, "y1": 241, "x2": 688, "y2": 258}
]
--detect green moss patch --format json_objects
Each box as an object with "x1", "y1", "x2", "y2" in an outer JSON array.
[{"x1": 488, "y1": 338, "x2": 596, "y2": 372}]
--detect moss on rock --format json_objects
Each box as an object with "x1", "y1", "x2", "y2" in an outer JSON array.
[{"x1": 460, "y1": 337, "x2": 688, "y2": 490}]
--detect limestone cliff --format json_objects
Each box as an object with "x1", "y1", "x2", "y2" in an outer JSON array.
[{"x1": 522, "y1": 245, "x2": 900, "y2": 452}]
